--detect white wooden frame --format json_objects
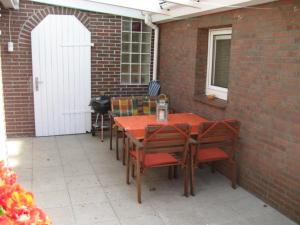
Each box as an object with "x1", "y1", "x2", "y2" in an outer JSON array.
[{"x1": 206, "y1": 28, "x2": 232, "y2": 101}]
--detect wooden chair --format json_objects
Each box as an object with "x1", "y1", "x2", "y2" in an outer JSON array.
[
  {"x1": 126, "y1": 123, "x2": 191, "y2": 203},
  {"x1": 190, "y1": 120, "x2": 240, "y2": 195}
]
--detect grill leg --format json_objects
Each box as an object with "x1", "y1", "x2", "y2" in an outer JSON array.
[{"x1": 100, "y1": 114, "x2": 104, "y2": 142}]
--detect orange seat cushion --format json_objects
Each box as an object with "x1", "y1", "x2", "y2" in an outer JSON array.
[
  {"x1": 130, "y1": 151, "x2": 179, "y2": 167},
  {"x1": 198, "y1": 147, "x2": 229, "y2": 162}
]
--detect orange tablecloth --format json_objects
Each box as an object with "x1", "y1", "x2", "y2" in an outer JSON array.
[{"x1": 114, "y1": 113, "x2": 208, "y2": 140}]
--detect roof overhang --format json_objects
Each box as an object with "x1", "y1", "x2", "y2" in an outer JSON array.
[
  {"x1": 30, "y1": 0, "x2": 278, "y2": 23},
  {"x1": 1, "y1": 0, "x2": 19, "y2": 9}
]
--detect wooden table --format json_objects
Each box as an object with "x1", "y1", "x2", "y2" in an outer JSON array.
[
  {"x1": 114, "y1": 112, "x2": 208, "y2": 140},
  {"x1": 114, "y1": 113, "x2": 208, "y2": 202}
]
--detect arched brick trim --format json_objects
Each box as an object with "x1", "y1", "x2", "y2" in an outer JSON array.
[{"x1": 18, "y1": 6, "x2": 89, "y2": 49}]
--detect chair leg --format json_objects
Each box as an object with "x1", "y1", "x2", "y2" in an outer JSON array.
[
  {"x1": 173, "y1": 165, "x2": 178, "y2": 179},
  {"x1": 136, "y1": 160, "x2": 142, "y2": 203},
  {"x1": 230, "y1": 160, "x2": 237, "y2": 189},
  {"x1": 190, "y1": 154, "x2": 195, "y2": 196},
  {"x1": 126, "y1": 150, "x2": 130, "y2": 185},
  {"x1": 131, "y1": 163, "x2": 135, "y2": 178},
  {"x1": 122, "y1": 130, "x2": 126, "y2": 165},
  {"x1": 210, "y1": 162, "x2": 216, "y2": 173},
  {"x1": 115, "y1": 127, "x2": 119, "y2": 160},
  {"x1": 168, "y1": 166, "x2": 173, "y2": 179},
  {"x1": 109, "y1": 118, "x2": 113, "y2": 150},
  {"x1": 183, "y1": 165, "x2": 189, "y2": 197}
]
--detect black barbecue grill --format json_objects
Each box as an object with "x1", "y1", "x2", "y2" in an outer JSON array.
[{"x1": 89, "y1": 95, "x2": 111, "y2": 141}]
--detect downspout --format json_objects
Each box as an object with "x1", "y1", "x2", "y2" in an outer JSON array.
[{"x1": 144, "y1": 13, "x2": 159, "y2": 81}]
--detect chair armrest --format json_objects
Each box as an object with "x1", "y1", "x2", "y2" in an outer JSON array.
[{"x1": 126, "y1": 132, "x2": 144, "y2": 149}]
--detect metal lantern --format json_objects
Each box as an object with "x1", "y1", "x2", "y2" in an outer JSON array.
[{"x1": 156, "y1": 94, "x2": 168, "y2": 121}]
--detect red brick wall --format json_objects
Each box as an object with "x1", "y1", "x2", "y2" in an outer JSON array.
[
  {"x1": 159, "y1": 0, "x2": 300, "y2": 223},
  {"x1": 0, "y1": 0, "x2": 151, "y2": 137}
]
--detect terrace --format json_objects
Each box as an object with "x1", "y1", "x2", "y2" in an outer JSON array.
[
  {"x1": 5, "y1": 135, "x2": 296, "y2": 225},
  {"x1": 0, "y1": 0, "x2": 299, "y2": 225}
]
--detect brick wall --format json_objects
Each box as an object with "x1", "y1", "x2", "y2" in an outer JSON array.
[
  {"x1": 0, "y1": 0, "x2": 151, "y2": 137},
  {"x1": 0, "y1": 39, "x2": 7, "y2": 160},
  {"x1": 159, "y1": 0, "x2": 300, "y2": 223}
]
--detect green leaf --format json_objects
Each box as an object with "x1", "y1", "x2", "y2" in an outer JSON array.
[{"x1": 0, "y1": 206, "x2": 5, "y2": 216}]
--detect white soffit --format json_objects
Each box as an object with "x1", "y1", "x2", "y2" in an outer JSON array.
[
  {"x1": 152, "y1": 0, "x2": 278, "y2": 23},
  {"x1": 30, "y1": 0, "x2": 278, "y2": 22}
]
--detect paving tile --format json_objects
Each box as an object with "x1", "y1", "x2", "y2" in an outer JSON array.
[
  {"x1": 110, "y1": 199, "x2": 157, "y2": 220},
  {"x1": 14, "y1": 167, "x2": 33, "y2": 180},
  {"x1": 229, "y1": 195, "x2": 276, "y2": 218},
  {"x1": 32, "y1": 176, "x2": 67, "y2": 192},
  {"x1": 33, "y1": 150, "x2": 61, "y2": 168},
  {"x1": 245, "y1": 210, "x2": 297, "y2": 225},
  {"x1": 8, "y1": 155, "x2": 33, "y2": 169},
  {"x1": 45, "y1": 207, "x2": 76, "y2": 225},
  {"x1": 73, "y1": 202, "x2": 117, "y2": 225},
  {"x1": 196, "y1": 202, "x2": 243, "y2": 225},
  {"x1": 97, "y1": 171, "x2": 125, "y2": 187},
  {"x1": 66, "y1": 174, "x2": 100, "y2": 190},
  {"x1": 120, "y1": 215, "x2": 165, "y2": 225},
  {"x1": 35, "y1": 190, "x2": 71, "y2": 209},
  {"x1": 104, "y1": 184, "x2": 140, "y2": 202},
  {"x1": 33, "y1": 166, "x2": 64, "y2": 180},
  {"x1": 63, "y1": 160, "x2": 95, "y2": 177},
  {"x1": 60, "y1": 151, "x2": 88, "y2": 164},
  {"x1": 69, "y1": 186, "x2": 108, "y2": 204},
  {"x1": 159, "y1": 210, "x2": 207, "y2": 225}
]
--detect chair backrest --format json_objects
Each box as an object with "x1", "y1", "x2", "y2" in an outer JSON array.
[
  {"x1": 148, "y1": 80, "x2": 161, "y2": 96},
  {"x1": 197, "y1": 120, "x2": 240, "y2": 146},
  {"x1": 143, "y1": 124, "x2": 191, "y2": 159}
]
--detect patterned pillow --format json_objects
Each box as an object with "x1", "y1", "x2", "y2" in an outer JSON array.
[
  {"x1": 111, "y1": 97, "x2": 141, "y2": 116},
  {"x1": 143, "y1": 97, "x2": 157, "y2": 115}
]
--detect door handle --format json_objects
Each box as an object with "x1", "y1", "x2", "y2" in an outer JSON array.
[{"x1": 35, "y1": 77, "x2": 43, "y2": 91}]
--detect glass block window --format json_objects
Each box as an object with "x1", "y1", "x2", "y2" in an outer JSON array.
[{"x1": 121, "y1": 18, "x2": 152, "y2": 84}]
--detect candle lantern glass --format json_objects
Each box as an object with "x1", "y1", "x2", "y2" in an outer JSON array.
[{"x1": 156, "y1": 94, "x2": 168, "y2": 121}]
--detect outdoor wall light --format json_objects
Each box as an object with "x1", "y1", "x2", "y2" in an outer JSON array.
[{"x1": 156, "y1": 94, "x2": 168, "y2": 121}]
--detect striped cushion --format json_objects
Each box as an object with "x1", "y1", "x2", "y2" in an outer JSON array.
[{"x1": 148, "y1": 80, "x2": 161, "y2": 96}]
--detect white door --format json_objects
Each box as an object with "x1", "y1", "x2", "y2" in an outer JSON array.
[{"x1": 32, "y1": 15, "x2": 92, "y2": 136}]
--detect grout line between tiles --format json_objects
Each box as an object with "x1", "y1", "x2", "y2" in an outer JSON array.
[
  {"x1": 55, "y1": 136, "x2": 78, "y2": 225},
  {"x1": 78, "y1": 133, "x2": 122, "y2": 225}
]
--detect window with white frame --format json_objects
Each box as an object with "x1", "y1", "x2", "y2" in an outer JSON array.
[
  {"x1": 121, "y1": 17, "x2": 152, "y2": 84},
  {"x1": 206, "y1": 28, "x2": 232, "y2": 100}
]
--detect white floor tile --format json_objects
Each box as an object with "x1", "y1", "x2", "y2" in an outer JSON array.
[
  {"x1": 35, "y1": 190, "x2": 71, "y2": 209},
  {"x1": 63, "y1": 161, "x2": 95, "y2": 177},
  {"x1": 32, "y1": 176, "x2": 67, "y2": 192},
  {"x1": 110, "y1": 199, "x2": 157, "y2": 220},
  {"x1": 120, "y1": 215, "x2": 165, "y2": 225},
  {"x1": 73, "y1": 202, "x2": 117, "y2": 225},
  {"x1": 45, "y1": 207, "x2": 76, "y2": 225},
  {"x1": 66, "y1": 174, "x2": 100, "y2": 190},
  {"x1": 69, "y1": 186, "x2": 108, "y2": 204}
]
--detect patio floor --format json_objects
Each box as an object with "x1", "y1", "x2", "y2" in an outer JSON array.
[{"x1": 5, "y1": 134, "x2": 296, "y2": 225}]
